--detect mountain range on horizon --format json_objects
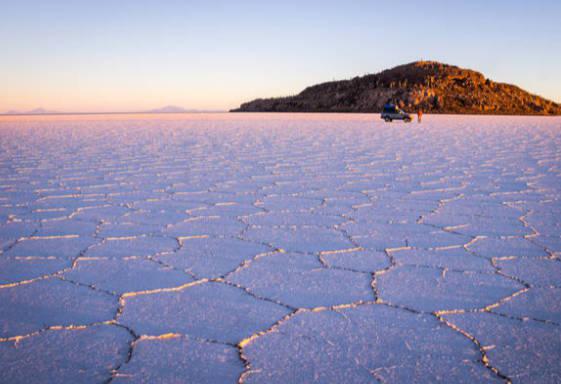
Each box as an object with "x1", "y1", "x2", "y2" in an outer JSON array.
[
  {"x1": 2, "y1": 105, "x2": 223, "y2": 115},
  {"x1": 232, "y1": 61, "x2": 561, "y2": 115},
  {"x1": 5, "y1": 108, "x2": 59, "y2": 115}
]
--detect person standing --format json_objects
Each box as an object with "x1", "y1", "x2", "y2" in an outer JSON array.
[{"x1": 417, "y1": 109, "x2": 423, "y2": 123}]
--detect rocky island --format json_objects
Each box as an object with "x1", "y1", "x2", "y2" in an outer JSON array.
[{"x1": 232, "y1": 61, "x2": 561, "y2": 115}]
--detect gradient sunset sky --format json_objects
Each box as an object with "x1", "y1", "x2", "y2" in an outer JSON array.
[{"x1": 1, "y1": 0, "x2": 560, "y2": 113}]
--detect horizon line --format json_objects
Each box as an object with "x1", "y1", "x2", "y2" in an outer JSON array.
[{"x1": 0, "y1": 110, "x2": 229, "y2": 117}]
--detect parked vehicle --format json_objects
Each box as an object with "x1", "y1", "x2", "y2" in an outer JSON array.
[{"x1": 381, "y1": 103, "x2": 412, "y2": 122}]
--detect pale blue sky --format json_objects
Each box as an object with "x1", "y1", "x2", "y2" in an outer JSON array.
[{"x1": 1, "y1": 0, "x2": 560, "y2": 112}]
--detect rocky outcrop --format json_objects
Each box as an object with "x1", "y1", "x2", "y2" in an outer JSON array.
[{"x1": 232, "y1": 61, "x2": 561, "y2": 115}]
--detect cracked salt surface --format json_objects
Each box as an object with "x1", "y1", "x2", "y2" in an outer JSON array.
[
  {"x1": 227, "y1": 252, "x2": 373, "y2": 307},
  {"x1": 1, "y1": 113, "x2": 561, "y2": 383},
  {"x1": 377, "y1": 264, "x2": 522, "y2": 312},
  {"x1": 243, "y1": 305, "x2": 501, "y2": 383},
  {"x1": 0, "y1": 325, "x2": 132, "y2": 383},
  {"x1": 119, "y1": 281, "x2": 291, "y2": 344},
  {"x1": 444, "y1": 312, "x2": 561, "y2": 383},
  {"x1": 112, "y1": 334, "x2": 243, "y2": 383},
  {"x1": 157, "y1": 237, "x2": 271, "y2": 278},
  {"x1": 0, "y1": 278, "x2": 117, "y2": 338}
]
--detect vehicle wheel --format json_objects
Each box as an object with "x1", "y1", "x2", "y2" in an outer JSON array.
[
  {"x1": 404, "y1": 118, "x2": 411, "y2": 123},
  {"x1": 384, "y1": 118, "x2": 392, "y2": 122}
]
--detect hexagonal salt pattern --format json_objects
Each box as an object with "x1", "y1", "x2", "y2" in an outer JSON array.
[
  {"x1": 444, "y1": 312, "x2": 561, "y2": 383},
  {"x1": 119, "y1": 281, "x2": 291, "y2": 344},
  {"x1": 1, "y1": 114, "x2": 560, "y2": 382},
  {"x1": 376, "y1": 265, "x2": 522, "y2": 312},
  {"x1": 243, "y1": 305, "x2": 501, "y2": 383},
  {"x1": 0, "y1": 325, "x2": 132, "y2": 383},
  {"x1": 112, "y1": 335, "x2": 244, "y2": 383},
  {"x1": 0, "y1": 278, "x2": 118, "y2": 338}
]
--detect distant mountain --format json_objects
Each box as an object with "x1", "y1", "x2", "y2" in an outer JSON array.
[
  {"x1": 5, "y1": 108, "x2": 59, "y2": 115},
  {"x1": 232, "y1": 61, "x2": 561, "y2": 115},
  {"x1": 148, "y1": 105, "x2": 190, "y2": 113},
  {"x1": 147, "y1": 105, "x2": 226, "y2": 113},
  {"x1": 1, "y1": 106, "x2": 225, "y2": 115}
]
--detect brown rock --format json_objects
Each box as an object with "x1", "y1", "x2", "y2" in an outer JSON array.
[{"x1": 232, "y1": 61, "x2": 561, "y2": 115}]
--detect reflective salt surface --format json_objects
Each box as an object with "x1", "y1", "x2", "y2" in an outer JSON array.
[{"x1": 1, "y1": 113, "x2": 560, "y2": 383}]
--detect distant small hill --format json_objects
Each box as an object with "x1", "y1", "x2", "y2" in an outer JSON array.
[
  {"x1": 148, "y1": 105, "x2": 225, "y2": 113},
  {"x1": 148, "y1": 105, "x2": 190, "y2": 113},
  {"x1": 232, "y1": 61, "x2": 561, "y2": 115},
  {"x1": 5, "y1": 108, "x2": 59, "y2": 115}
]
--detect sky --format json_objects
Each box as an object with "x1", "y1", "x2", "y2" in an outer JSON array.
[{"x1": 1, "y1": 0, "x2": 560, "y2": 113}]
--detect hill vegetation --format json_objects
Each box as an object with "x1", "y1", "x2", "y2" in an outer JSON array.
[{"x1": 232, "y1": 61, "x2": 560, "y2": 115}]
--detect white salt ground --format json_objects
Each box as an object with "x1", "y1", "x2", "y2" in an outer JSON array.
[{"x1": 0, "y1": 113, "x2": 560, "y2": 383}]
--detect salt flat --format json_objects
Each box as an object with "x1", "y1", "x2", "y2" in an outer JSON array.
[{"x1": 0, "y1": 113, "x2": 560, "y2": 383}]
